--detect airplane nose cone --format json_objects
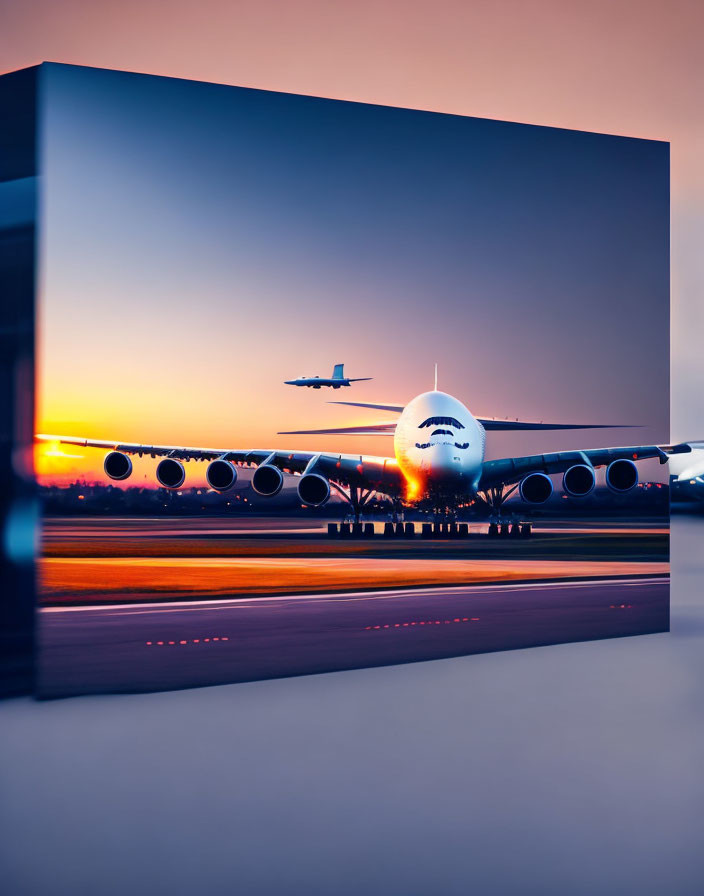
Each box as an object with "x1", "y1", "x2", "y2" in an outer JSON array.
[{"x1": 425, "y1": 443, "x2": 462, "y2": 480}]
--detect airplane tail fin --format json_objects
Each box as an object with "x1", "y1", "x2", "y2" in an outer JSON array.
[{"x1": 332, "y1": 363, "x2": 344, "y2": 380}]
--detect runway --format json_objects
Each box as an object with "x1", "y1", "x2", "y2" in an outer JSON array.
[{"x1": 38, "y1": 576, "x2": 668, "y2": 697}]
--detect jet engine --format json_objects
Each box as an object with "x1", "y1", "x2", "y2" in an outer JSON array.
[
  {"x1": 104, "y1": 451, "x2": 132, "y2": 481},
  {"x1": 206, "y1": 459, "x2": 238, "y2": 492},
  {"x1": 252, "y1": 463, "x2": 284, "y2": 497},
  {"x1": 297, "y1": 473, "x2": 330, "y2": 507},
  {"x1": 519, "y1": 472, "x2": 553, "y2": 504},
  {"x1": 605, "y1": 458, "x2": 638, "y2": 493},
  {"x1": 562, "y1": 464, "x2": 596, "y2": 497},
  {"x1": 156, "y1": 457, "x2": 186, "y2": 490}
]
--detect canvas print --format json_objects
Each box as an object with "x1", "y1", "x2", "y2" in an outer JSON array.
[{"x1": 22, "y1": 63, "x2": 680, "y2": 696}]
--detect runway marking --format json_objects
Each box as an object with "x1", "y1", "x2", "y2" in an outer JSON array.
[
  {"x1": 40, "y1": 576, "x2": 669, "y2": 616},
  {"x1": 365, "y1": 616, "x2": 481, "y2": 631},
  {"x1": 146, "y1": 636, "x2": 230, "y2": 646}
]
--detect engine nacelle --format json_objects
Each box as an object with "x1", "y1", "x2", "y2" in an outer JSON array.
[
  {"x1": 606, "y1": 458, "x2": 638, "y2": 493},
  {"x1": 297, "y1": 473, "x2": 330, "y2": 507},
  {"x1": 156, "y1": 457, "x2": 186, "y2": 490},
  {"x1": 562, "y1": 464, "x2": 596, "y2": 497},
  {"x1": 206, "y1": 459, "x2": 238, "y2": 492},
  {"x1": 519, "y1": 472, "x2": 553, "y2": 504},
  {"x1": 104, "y1": 451, "x2": 132, "y2": 481},
  {"x1": 252, "y1": 464, "x2": 284, "y2": 497}
]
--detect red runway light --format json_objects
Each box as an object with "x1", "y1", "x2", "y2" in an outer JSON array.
[{"x1": 365, "y1": 615, "x2": 481, "y2": 632}]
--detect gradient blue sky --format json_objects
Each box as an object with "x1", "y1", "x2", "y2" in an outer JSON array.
[{"x1": 37, "y1": 63, "x2": 669, "y2": 480}]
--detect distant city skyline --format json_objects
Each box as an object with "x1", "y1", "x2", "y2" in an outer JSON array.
[{"x1": 36, "y1": 64, "x2": 669, "y2": 486}]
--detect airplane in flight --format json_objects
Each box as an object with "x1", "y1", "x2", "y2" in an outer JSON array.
[
  {"x1": 285, "y1": 363, "x2": 372, "y2": 389},
  {"x1": 37, "y1": 368, "x2": 695, "y2": 534}
]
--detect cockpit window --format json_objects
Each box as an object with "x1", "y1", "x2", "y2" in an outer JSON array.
[{"x1": 419, "y1": 416, "x2": 465, "y2": 429}]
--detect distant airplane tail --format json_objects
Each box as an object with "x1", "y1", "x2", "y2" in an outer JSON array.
[{"x1": 332, "y1": 363, "x2": 344, "y2": 380}]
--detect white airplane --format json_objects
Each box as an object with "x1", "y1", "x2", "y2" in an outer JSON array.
[
  {"x1": 37, "y1": 368, "x2": 694, "y2": 528},
  {"x1": 669, "y1": 446, "x2": 704, "y2": 503},
  {"x1": 285, "y1": 363, "x2": 372, "y2": 389}
]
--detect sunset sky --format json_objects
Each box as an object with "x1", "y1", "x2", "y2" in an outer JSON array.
[
  {"x1": 29, "y1": 61, "x2": 671, "y2": 485},
  {"x1": 0, "y1": 2, "x2": 698, "y2": 487},
  {"x1": 0, "y1": 2, "x2": 699, "y2": 401}
]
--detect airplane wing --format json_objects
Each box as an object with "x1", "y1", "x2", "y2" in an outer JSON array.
[
  {"x1": 479, "y1": 442, "x2": 693, "y2": 490},
  {"x1": 475, "y1": 419, "x2": 637, "y2": 431},
  {"x1": 329, "y1": 401, "x2": 404, "y2": 413},
  {"x1": 278, "y1": 423, "x2": 397, "y2": 436},
  {"x1": 36, "y1": 435, "x2": 405, "y2": 494},
  {"x1": 329, "y1": 401, "x2": 636, "y2": 431}
]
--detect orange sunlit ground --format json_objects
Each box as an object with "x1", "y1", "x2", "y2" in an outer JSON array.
[
  {"x1": 40, "y1": 555, "x2": 668, "y2": 604},
  {"x1": 40, "y1": 518, "x2": 669, "y2": 605}
]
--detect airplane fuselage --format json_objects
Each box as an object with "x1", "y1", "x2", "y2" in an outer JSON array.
[
  {"x1": 394, "y1": 391, "x2": 485, "y2": 500},
  {"x1": 285, "y1": 377, "x2": 352, "y2": 389}
]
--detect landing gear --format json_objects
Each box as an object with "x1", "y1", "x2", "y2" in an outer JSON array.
[
  {"x1": 487, "y1": 520, "x2": 532, "y2": 537},
  {"x1": 329, "y1": 482, "x2": 383, "y2": 526},
  {"x1": 382, "y1": 521, "x2": 416, "y2": 537},
  {"x1": 328, "y1": 521, "x2": 379, "y2": 538},
  {"x1": 326, "y1": 482, "x2": 388, "y2": 537},
  {"x1": 477, "y1": 484, "x2": 534, "y2": 539}
]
